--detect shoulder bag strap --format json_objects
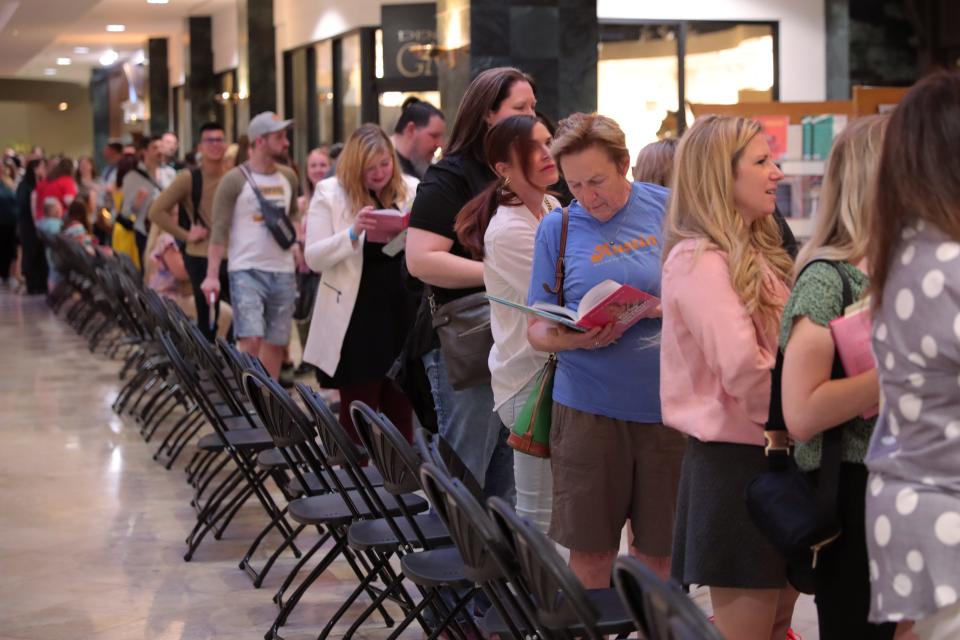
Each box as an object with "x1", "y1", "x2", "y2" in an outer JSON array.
[
  {"x1": 190, "y1": 168, "x2": 205, "y2": 228},
  {"x1": 541, "y1": 207, "x2": 569, "y2": 307}
]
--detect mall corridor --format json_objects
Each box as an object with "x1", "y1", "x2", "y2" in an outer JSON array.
[{"x1": 0, "y1": 290, "x2": 427, "y2": 640}]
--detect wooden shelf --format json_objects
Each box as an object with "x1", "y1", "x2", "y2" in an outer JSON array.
[{"x1": 779, "y1": 159, "x2": 825, "y2": 176}]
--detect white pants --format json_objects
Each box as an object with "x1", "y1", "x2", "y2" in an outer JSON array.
[
  {"x1": 915, "y1": 601, "x2": 960, "y2": 640},
  {"x1": 497, "y1": 375, "x2": 553, "y2": 534}
]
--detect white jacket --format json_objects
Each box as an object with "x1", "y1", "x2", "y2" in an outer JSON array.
[{"x1": 302, "y1": 174, "x2": 419, "y2": 376}]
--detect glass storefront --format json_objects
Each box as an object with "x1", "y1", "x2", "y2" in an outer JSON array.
[{"x1": 599, "y1": 20, "x2": 777, "y2": 162}]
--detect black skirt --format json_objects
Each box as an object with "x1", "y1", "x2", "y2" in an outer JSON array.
[{"x1": 671, "y1": 438, "x2": 789, "y2": 589}]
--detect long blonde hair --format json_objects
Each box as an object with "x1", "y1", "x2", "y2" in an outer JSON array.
[
  {"x1": 794, "y1": 114, "x2": 887, "y2": 280},
  {"x1": 663, "y1": 115, "x2": 792, "y2": 332},
  {"x1": 336, "y1": 124, "x2": 407, "y2": 213}
]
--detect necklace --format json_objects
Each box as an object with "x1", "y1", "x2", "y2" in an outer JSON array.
[{"x1": 602, "y1": 209, "x2": 629, "y2": 247}]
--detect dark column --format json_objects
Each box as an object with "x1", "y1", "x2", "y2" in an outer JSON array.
[
  {"x1": 147, "y1": 38, "x2": 170, "y2": 135},
  {"x1": 238, "y1": 0, "x2": 277, "y2": 121},
  {"x1": 187, "y1": 16, "x2": 216, "y2": 148},
  {"x1": 436, "y1": 0, "x2": 597, "y2": 126},
  {"x1": 90, "y1": 68, "x2": 111, "y2": 170}
]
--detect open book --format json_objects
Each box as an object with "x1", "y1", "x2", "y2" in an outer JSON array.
[
  {"x1": 828, "y1": 297, "x2": 878, "y2": 419},
  {"x1": 487, "y1": 280, "x2": 659, "y2": 333},
  {"x1": 366, "y1": 209, "x2": 410, "y2": 244}
]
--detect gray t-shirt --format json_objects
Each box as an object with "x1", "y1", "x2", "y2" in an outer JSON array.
[{"x1": 866, "y1": 219, "x2": 960, "y2": 623}]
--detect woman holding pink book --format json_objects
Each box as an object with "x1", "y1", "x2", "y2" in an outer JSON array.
[{"x1": 779, "y1": 114, "x2": 894, "y2": 639}]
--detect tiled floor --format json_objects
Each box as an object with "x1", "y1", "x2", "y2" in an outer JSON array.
[{"x1": 0, "y1": 290, "x2": 819, "y2": 639}]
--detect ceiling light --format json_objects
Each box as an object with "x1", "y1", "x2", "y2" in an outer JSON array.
[
  {"x1": 58, "y1": 102, "x2": 69, "y2": 112},
  {"x1": 74, "y1": 46, "x2": 89, "y2": 54},
  {"x1": 56, "y1": 57, "x2": 71, "y2": 66},
  {"x1": 106, "y1": 24, "x2": 125, "y2": 32},
  {"x1": 147, "y1": 0, "x2": 170, "y2": 3},
  {"x1": 99, "y1": 49, "x2": 119, "y2": 66},
  {"x1": 43, "y1": 68, "x2": 56, "y2": 76}
]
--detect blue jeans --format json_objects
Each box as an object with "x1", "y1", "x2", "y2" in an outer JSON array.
[{"x1": 422, "y1": 348, "x2": 515, "y2": 503}]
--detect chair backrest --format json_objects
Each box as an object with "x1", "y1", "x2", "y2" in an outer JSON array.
[
  {"x1": 181, "y1": 319, "x2": 251, "y2": 422},
  {"x1": 413, "y1": 427, "x2": 484, "y2": 504},
  {"x1": 350, "y1": 402, "x2": 421, "y2": 496},
  {"x1": 486, "y1": 496, "x2": 602, "y2": 635},
  {"x1": 612, "y1": 556, "x2": 722, "y2": 640}
]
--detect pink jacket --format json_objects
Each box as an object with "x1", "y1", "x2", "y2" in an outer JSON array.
[{"x1": 660, "y1": 239, "x2": 789, "y2": 446}]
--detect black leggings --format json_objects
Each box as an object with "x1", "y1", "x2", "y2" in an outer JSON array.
[
  {"x1": 812, "y1": 463, "x2": 896, "y2": 640},
  {"x1": 183, "y1": 253, "x2": 231, "y2": 342}
]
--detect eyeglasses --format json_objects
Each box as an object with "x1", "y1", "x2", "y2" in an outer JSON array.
[{"x1": 200, "y1": 137, "x2": 226, "y2": 144}]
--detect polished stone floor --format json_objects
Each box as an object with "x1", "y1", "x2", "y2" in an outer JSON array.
[{"x1": 0, "y1": 290, "x2": 819, "y2": 639}]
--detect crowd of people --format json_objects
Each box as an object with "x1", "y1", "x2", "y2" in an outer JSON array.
[{"x1": 4, "y1": 65, "x2": 960, "y2": 640}]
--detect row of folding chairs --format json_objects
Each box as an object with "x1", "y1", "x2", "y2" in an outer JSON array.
[{"x1": 43, "y1": 236, "x2": 722, "y2": 640}]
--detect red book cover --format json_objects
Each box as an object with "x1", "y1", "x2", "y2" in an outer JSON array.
[
  {"x1": 755, "y1": 115, "x2": 790, "y2": 160},
  {"x1": 828, "y1": 307, "x2": 878, "y2": 418},
  {"x1": 576, "y1": 283, "x2": 659, "y2": 330},
  {"x1": 366, "y1": 209, "x2": 410, "y2": 243}
]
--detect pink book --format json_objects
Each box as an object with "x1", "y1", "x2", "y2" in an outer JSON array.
[
  {"x1": 828, "y1": 305, "x2": 878, "y2": 418},
  {"x1": 366, "y1": 209, "x2": 410, "y2": 244}
]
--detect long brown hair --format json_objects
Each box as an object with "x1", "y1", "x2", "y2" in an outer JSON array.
[
  {"x1": 868, "y1": 71, "x2": 960, "y2": 306},
  {"x1": 454, "y1": 115, "x2": 541, "y2": 259},
  {"x1": 663, "y1": 115, "x2": 792, "y2": 333},
  {"x1": 445, "y1": 67, "x2": 535, "y2": 162},
  {"x1": 336, "y1": 124, "x2": 407, "y2": 214}
]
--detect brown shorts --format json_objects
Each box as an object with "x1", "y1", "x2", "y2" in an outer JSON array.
[{"x1": 548, "y1": 403, "x2": 686, "y2": 555}]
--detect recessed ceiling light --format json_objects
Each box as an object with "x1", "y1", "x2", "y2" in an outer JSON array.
[
  {"x1": 147, "y1": 0, "x2": 169, "y2": 3},
  {"x1": 74, "y1": 46, "x2": 89, "y2": 54},
  {"x1": 56, "y1": 57, "x2": 71, "y2": 66},
  {"x1": 43, "y1": 68, "x2": 56, "y2": 76},
  {"x1": 106, "y1": 24, "x2": 125, "y2": 32},
  {"x1": 99, "y1": 49, "x2": 119, "y2": 66},
  {"x1": 58, "y1": 102, "x2": 69, "y2": 112}
]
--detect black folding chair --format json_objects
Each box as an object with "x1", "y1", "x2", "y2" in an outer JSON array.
[
  {"x1": 613, "y1": 556, "x2": 721, "y2": 640},
  {"x1": 487, "y1": 497, "x2": 637, "y2": 640}
]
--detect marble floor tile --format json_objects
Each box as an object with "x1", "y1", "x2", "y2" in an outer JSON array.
[{"x1": 0, "y1": 290, "x2": 819, "y2": 639}]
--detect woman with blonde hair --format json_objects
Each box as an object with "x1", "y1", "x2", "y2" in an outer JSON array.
[
  {"x1": 303, "y1": 123, "x2": 419, "y2": 441},
  {"x1": 660, "y1": 115, "x2": 796, "y2": 640},
  {"x1": 631, "y1": 137, "x2": 678, "y2": 186},
  {"x1": 779, "y1": 115, "x2": 894, "y2": 639}
]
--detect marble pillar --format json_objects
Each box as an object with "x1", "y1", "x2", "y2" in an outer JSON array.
[
  {"x1": 89, "y1": 68, "x2": 111, "y2": 171},
  {"x1": 147, "y1": 38, "x2": 170, "y2": 135},
  {"x1": 187, "y1": 16, "x2": 216, "y2": 148},
  {"x1": 237, "y1": 0, "x2": 277, "y2": 126},
  {"x1": 436, "y1": 0, "x2": 597, "y2": 126}
]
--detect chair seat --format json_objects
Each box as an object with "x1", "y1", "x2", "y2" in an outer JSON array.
[
  {"x1": 197, "y1": 428, "x2": 274, "y2": 452},
  {"x1": 543, "y1": 588, "x2": 634, "y2": 635},
  {"x1": 256, "y1": 447, "x2": 287, "y2": 469},
  {"x1": 400, "y1": 546, "x2": 470, "y2": 588},
  {"x1": 222, "y1": 414, "x2": 263, "y2": 431},
  {"x1": 286, "y1": 466, "x2": 384, "y2": 496},
  {"x1": 348, "y1": 511, "x2": 450, "y2": 551},
  {"x1": 474, "y1": 597, "x2": 530, "y2": 638},
  {"x1": 288, "y1": 489, "x2": 428, "y2": 526}
]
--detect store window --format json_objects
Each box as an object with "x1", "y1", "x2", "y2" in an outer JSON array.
[
  {"x1": 599, "y1": 20, "x2": 778, "y2": 163},
  {"x1": 338, "y1": 33, "x2": 363, "y2": 140},
  {"x1": 315, "y1": 40, "x2": 334, "y2": 145}
]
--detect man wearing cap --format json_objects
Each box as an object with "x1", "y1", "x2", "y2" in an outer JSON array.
[{"x1": 202, "y1": 112, "x2": 302, "y2": 379}]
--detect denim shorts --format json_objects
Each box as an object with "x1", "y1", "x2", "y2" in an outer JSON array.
[{"x1": 228, "y1": 269, "x2": 297, "y2": 345}]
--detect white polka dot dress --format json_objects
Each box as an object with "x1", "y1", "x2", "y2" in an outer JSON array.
[{"x1": 866, "y1": 222, "x2": 960, "y2": 623}]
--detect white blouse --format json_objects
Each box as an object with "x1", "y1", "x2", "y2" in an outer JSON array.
[{"x1": 484, "y1": 197, "x2": 559, "y2": 410}]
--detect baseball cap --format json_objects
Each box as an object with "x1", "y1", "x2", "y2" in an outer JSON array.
[{"x1": 248, "y1": 111, "x2": 293, "y2": 140}]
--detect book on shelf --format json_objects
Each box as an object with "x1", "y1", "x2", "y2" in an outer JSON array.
[
  {"x1": 828, "y1": 297, "x2": 878, "y2": 418},
  {"x1": 755, "y1": 115, "x2": 790, "y2": 160},
  {"x1": 487, "y1": 280, "x2": 659, "y2": 333},
  {"x1": 366, "y1": 209, "x2": 410, "y2": 243}
]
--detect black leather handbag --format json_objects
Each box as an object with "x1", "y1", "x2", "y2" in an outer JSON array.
[
  {"x1": 745, "y1": 260, "x2": 854, "y2": 594},
  {"x1": 430, "y1": 289, "x2": 494, "y2": 390}
]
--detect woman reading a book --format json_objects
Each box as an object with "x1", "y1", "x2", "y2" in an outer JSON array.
[
  {"x1": 863, "y1": 71, "x2": 960, "y2": 640},
  {"x1": 302, "y1": 124, "x2": 420, "y2": 442},
  {"x1": 779, "y1": 115, "x2": 893, "y2": 639},
  {"x1": 454, "y1": 114, "x2": 560, "y2": 533},
  {"x1": 526, "y1": 112, "x2": 685, "y2": 588},
  {"x1": 660, "y1": 115, "x2": 796, "y2": 640}
]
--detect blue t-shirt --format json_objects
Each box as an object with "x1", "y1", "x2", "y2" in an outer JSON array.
[{"x1": 527, "y1": 181, "x2": 667, "y2": 422}]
